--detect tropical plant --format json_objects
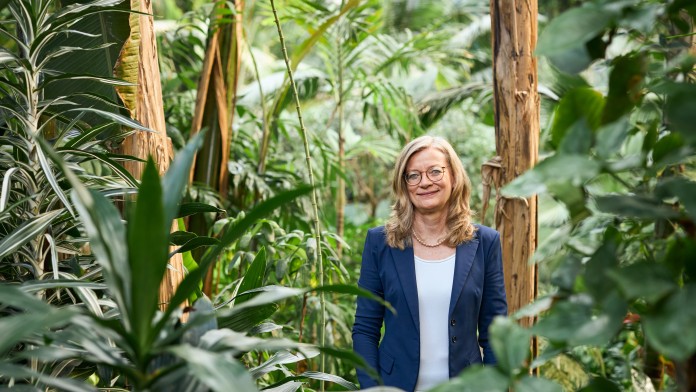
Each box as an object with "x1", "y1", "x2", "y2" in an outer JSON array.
[
  {"x1": 435, "y1": 1, "x2": 696, "y2": 391},
  {"x1": 0, "y1": 0, "x2": 145, "y2": 284}
]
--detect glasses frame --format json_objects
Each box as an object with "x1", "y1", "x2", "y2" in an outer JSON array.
[{"x1": 403, "y1": 166, "x2": 447, "y2": 186}]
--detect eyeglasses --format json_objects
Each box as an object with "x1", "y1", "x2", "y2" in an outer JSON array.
[{"x1": 404, "y1": 166, "x2": 446, "y2": 186}]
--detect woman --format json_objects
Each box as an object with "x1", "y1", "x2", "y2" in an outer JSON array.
[{"x1": 352, "y1": 136, "x2": 508, "y2": 391}]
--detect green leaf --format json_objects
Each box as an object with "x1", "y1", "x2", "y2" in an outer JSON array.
[
  {"x1": 71, "y1": 187, "x2": 131, "y2": 328},
  {"x1": 0, "y1": 284, "x2": 54, "y2": 313},
  {"x1": 602, "y1": 55, "x2": 647, "y2": 125},
  {"x1": 181, "y1": 296, "x2": 217, "y2": 347},
  {"x1": 595, "y1": 195, "x2": 680, "y2": 219},
  {"x1": 170, "y1": 231, "x2": 198, "y2": 245},
  {"x1": 656, "y1": 177, "x2": 696, "y2": 222},
  {"x1": 159, "y1": 186, "x2": 313, "y2": 328},
  {"x1": 665, "y1": 84, "x2": 696, "y2": 143},
  {"x1": 515, "y1": 376, "x2": 563, "y2": 392},
  {"x1": 295, "y1": 371, "x2": 357, "y2": 390},
  {"x1": 217, "y1": 303, "x2": 279, "y2": 332},
  {"x1": 503, "y1": 154, "x2": 601, "y2": 198},
  {"x1": 537, "y1": 5, "x2": 614, "y2": 57},
  {"x1": 596, "y1": 117, "x2": 630, "y2": 160},
  {"x1": 643, "y1": 284, "x2": 696, "y2": 361},
  {"x1": 177, "y1": 201, "x2": 224, "y2": 218},
  {"x1": 169, "y1": 236, "x2": 220, "y2": 257},
  {"x1": 168, "y1": 346, "x2": 257, "y2": 392},
  {"x1": 127, "y1": 159, "x2": 168, "y2": 356},
  {"x1": 607, "y1": 262, "x2": 677, "y2": 304},
  {"x1": 578, "y1": 377, "x2": 622, "y2": 392},
  {"x1": 311, "y1": 284, "x2": 396, "y2": 314},
  {"x1": 162, "y1": 131, "x2": 206, "y2": 227},
  {"x1": 429, "y1": 365, "x2": 509, "y2": 392},
  {"x1": 0, "y1": 209, "x2": 63, "y2": 259},
  {"x1": 235, "y1": 248, "x2": 268, "y2": 305},
  {"x1": 0, "y1": 363, "x2": 96, "y2": 392},
  {"x1": 0, "y1": 308, "x2": 77, "y2": 353},
  {"x1": 489, "y1": 317, "x2": 532, "y2": 376},
  {"x1": 550, "y1": 88, "x2": 605, "y2": 149}
]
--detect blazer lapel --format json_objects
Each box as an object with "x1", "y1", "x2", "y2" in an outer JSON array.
[
  {"x1": 448, "y1": 235, "x2": 480, "y2": 316},
  {"x1": 391, "y1": 246, "x2": 420, "y2": 332}
]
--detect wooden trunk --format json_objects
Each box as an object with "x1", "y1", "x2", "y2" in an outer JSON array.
[
  {"x1": 118, "y1": 0, "x2": 186, "y2": 311},
  {"x1": 489, "y1": 0, "x2": 540, "y2": 328}
]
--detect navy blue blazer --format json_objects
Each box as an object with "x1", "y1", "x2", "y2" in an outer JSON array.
[{"x1": 352, "y1": 224, "x2": 507, "y2": 391}]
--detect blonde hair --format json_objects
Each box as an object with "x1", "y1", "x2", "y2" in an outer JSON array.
[{"x1": 385, "y1": 135, "x2": 476, "y2": 249}]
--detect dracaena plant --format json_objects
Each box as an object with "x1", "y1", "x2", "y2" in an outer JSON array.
[
  {"x1": 0, "y1": 0, "x2": 147, "y2": 285},
  {"x1": 0, "y1": 131, "x2": 373, "y2": 390}
]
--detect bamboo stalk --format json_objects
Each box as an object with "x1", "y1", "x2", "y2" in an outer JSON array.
[{"x1": 268, "y1": 0, "x2": 326, "y2": 388}]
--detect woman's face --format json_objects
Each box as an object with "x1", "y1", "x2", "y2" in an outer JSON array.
[{"x1": 404, "y1": 147, "x2": 453, "y2": 215}]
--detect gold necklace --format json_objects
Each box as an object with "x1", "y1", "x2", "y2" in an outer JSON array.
[{"x1": 412, "y1": 230, "x2": 446, "y2": 248}]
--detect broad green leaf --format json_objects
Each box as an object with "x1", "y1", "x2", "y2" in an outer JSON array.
[
  {"x1": 217, "y1": 303, "x2": 279, "y2": 332},
  {"x1": 643, "y1": 284, "x2": 696, "y2": 361},
  {"x1": 20, "y1": 280, "x2": 106, "y2": 292},
  {"x1": 236, "y1": 248, "x2": 268, "y2": 305},
  {"x1": 550, "y1": 88, "x2": 605, "y2": 149},
  {"x1": 170, "y1": 230, "x2": 197, "y2": 245},
  {"x1": 181, "y1": 297, "x2": 217, "y2": 347},
  {"x1": 295, "y1": 371, "x2": 357, "y2": 390},
  {"x1": 607, "y1": 262, "x2": 677, "y2": 304},
  {"x1": 502, "y1": 154, "x2": 601, "y2": 198},
  {"x1": 537, "y1": 5, "x2": 614, "y2": 57},
  {"x1": 127, "y1": 159, "x2": 168, "y2": 355},
  {"x1": 168, "y1": 346, "x2": 257, "y2": 392},
  {"x1": 595, "y1": 195, "x2": 681, "y2": 219},
  {"x1": 0, "y1": 308, "x2": 77, "y2": 353},
  {"x1": 162, "y1": 131, "x2": 206, "y2": 228},
  {"x1": 250, "y1": 348, "x2": 321, "y2": 379},
  {"x1": 177, "y1": 201, "x2": 225, "y2": 218},
  {"x1": 0, "y1": 284, "x2": 54, "y2": 313},
  {"x1": 489, "y1": 317, "x2": 532, "y2": 376},
  {"x1": 429, "y1": 365, "x2": 508, "y2": 392},
  {"x1": 169, "y1": 236, "x2": 220, "y2": 257},
  {"x1": 0, "y1": 209, "x2": 63, "y2": 259},
  {"x1": 578, "y1": 377, "x2": 621, "y2": 392},
  {"x1": 71, "y1": 188, "x2": 130, "y2": 327},
  {"x1": 656, "y1": 177, "x2": 696, "y2": 222},
  {"x1": 0, "y1": 363, "x2": 96, "y2": 392},
  {"x1": 602, "y1": 55, "x2": 647, "y2": 125},
  {"x1": 596, "y1": 117, "x2": 630, "y2": 160},
  {"x1": 583, "y1": 230, "x2": 619, "y2": 300},
  {"x1": 515, "y1": 376, "x2": 563, "y2": 392},
  {"x1": 665, "y1": 84, "x2": 696, "y2": 143},
  {"x1": 262, "y1": 381, "x2": 305, "y2": 392}
]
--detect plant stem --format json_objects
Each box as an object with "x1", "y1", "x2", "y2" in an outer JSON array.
[{"x1": 268, "y1": 0, "x2": 326, "y2": 388}]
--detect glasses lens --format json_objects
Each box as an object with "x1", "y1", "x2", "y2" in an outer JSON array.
[
  {"x1": 405, "y1": 172, "x2": 421, "y2": 185},
  {"x1": 427, "y1": 167, "x2": 444, "y2": 181}
]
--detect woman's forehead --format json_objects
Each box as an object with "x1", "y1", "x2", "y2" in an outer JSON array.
[{"x1": 406, "y1": 147, "x2": 447, "y2": 169}]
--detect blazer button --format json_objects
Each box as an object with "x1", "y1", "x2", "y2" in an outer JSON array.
[
  {"x1": 450, "y1": 319, "x2": 456, "y2": 326},
  {"x1": 451, "y1": 336, "x2": 457, "y2": 343}
]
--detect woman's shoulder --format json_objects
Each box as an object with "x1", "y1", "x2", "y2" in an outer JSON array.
[{"x1": 473, "y1": 223, "x2": 500, "y2": 242}]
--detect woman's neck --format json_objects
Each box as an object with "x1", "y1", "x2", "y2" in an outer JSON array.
[{"x1": 412, "y1": 211, "x2": 448, "y2": 240}]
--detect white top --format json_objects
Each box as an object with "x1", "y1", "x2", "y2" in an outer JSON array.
[{"x1": 414, "y1": 252, "x2": 456, "y2": 392}]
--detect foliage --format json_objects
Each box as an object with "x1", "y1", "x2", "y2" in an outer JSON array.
[
  {"x1": 0, "y1": 0, "x2": 143, "y2": 285},
  {"x1": 440, "y1": 0, "x2": 696, "y2": 391}
]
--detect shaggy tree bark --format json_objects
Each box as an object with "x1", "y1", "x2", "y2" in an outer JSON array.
[
  {"x1": 489, "y1": 0, "x2": 540, "y2": 329},
  {"x1": 116, "y1": 0, "x2": 185, "y2": 311}
]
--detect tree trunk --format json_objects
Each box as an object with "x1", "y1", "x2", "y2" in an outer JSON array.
[
  {"x1": 188, "y1": 0, "x2": 244, "y2": 296},
  {"x1": 116, "y1": 0, "x2": 185, "y2": 311},
  {"x1": 489, "y1": 0, "x2": 540, "y2": 330}
]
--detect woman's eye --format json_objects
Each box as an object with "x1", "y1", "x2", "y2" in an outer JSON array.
[
  {"x1": 429, "y1": 169, "x2": 442, "y2": 176},
  {"x1": 406, "y1": 173, "x2": 420, "y2": 181}
]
